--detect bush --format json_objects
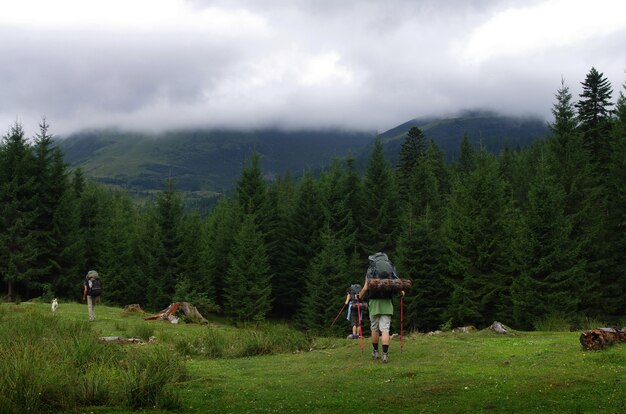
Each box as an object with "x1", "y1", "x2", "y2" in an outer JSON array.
[{"x1": 533, "y1": 313, "x2": 572, "y2": 332}]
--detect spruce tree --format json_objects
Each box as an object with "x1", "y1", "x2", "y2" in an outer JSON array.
[
  {"x1": 443, "y1": 150, "x2": 516, "y2": 327},
  {"x1": 602, "y1": 84, "x2": 626, "y2": 318},
  {"x1": 397, "y1": 127, "x2": 426, "y2": 205},
  {"x1": 97, "y1": 193, "x2": 141, "y2": 306},
  {"x1": 0, "y1": 123, "x2": 38, "y2": 300},
  {"x1": 152, "y1": 180, "x2": 184, "y2": 307},
  {"x1": 576, "y1": 67, "x2": 614, "y2": 172},
  {"x1": 267, "y1": 172, "x2": 299, "y2": 316},
  {"x1": 396, "y1": 207, "x2": 448, "y2": 331},
  {"x1": 31, "y1": 120, "x2": 61, "y2": 288},
  {"x1": 286, "y1": 171, "x2": 324, "y2": 315},
  {"x1": 360, "y1": 138, "x2": 400, "y2": 255},
  {"x1": 456, "y1": 133, "x2": 476, "y2": 177},
  {"x1": 511, "y1": 156, "x2": 584, "y2": 329},
  {"x1": 202, "y1": 197, "x2": 239, "y2": 308},
  {"x1": 223, "y1": 213, "x2": 272, "y2": 322},
  {"x1": 297, "y1": 225, "x2": 350, "y2": 335}
]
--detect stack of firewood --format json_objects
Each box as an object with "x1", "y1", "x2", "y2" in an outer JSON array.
[{"x1": 579, "y1": 327, "x2": 625, "y2": 350}]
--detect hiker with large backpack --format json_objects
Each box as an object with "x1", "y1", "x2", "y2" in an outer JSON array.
[
  {"x1": 82, "y1": 270, "x2": 102, "y2": 321},
  {"x1": 358, "y1": 252, "x2": 405, "y2": 364},
  {"x1": 344, "y1": 284, "x2": 366, "y2": 339}
]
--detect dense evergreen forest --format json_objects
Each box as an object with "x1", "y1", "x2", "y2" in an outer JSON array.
[{"x1": 1, "y1": 67, "x2": 624, "y2": 332}]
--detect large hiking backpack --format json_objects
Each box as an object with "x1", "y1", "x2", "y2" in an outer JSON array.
[
  {"x1": 349, "y1": 284, "x2": 361, "y2": 301},
  {"x1": 366, "y1": 252, "x2": 398, "y2": 298},
  {"x1": 88, "y1": 278, "x2": 102, "y2": 297},
  {"x1": 367, "y1": 252, "x2": 397, "y2": 280}
]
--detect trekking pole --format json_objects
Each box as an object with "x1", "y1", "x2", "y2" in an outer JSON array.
[
  {"x1": 357, "y1": 300, "x2": 364, "y2": 353},
  {"x1": 400, "y1": 295, "x2": 404, "y2": 353},
  {"x1": 330, "y1": 302, "x2": 347, "y2": 327}
]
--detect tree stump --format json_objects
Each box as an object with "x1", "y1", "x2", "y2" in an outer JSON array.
[
  {"x1": 122, "y1": 304, "x2": 145, "y2": 315},
  {"x1": 489, "y1": 321, "x2": 509, "y2": 334},
  {"x1": 145, "y1": 302, "x2": 208, "y2": 324}
]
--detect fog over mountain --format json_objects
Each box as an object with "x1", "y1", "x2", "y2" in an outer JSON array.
[{"x1": 2, "y1": 0, "x2": 625, "y2": 136}]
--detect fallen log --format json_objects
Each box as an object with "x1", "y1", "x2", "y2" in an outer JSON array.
[
  {"x1": 579, "y1": 327, "x2": 626, "y2": 351},
  {"x1": 144, "y1": 302, "x2": 208, "y2": 324}
]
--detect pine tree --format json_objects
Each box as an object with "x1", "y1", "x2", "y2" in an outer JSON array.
[
  {"x1": 443, "y1": 150, "x2": 516, "y2": 327},
  {"x1": 152, "y1": 180, "x2": 184, "y2": 308},
  {"x1": 236, "y1": 151, "x2": 266, "y2": 217},
  {"x1": 0, "y1": 123, "x2": 38, "y2": 300},
  {"x1": 511, "y1": 156, "x2": 584, "y2": 329},
  {"x1": 31, "y1": 120, "x2": 70, "y2": 294},
  {"x1": 396, "y1": 207, "x2": 448, "y2": 331},
  {"x1": 397, "y1": 127, "x2": 426, "y2": 205},
  {"x1": 285, "y1": 172, "x2": 324, "y2": 315},
  {"x1": 297, "y1": 226, "x2": 350, "y2": 335},
  {"x1": 202, "y1": 197, "x2": 239, "y2": 308},
  {"x1": 602, "y1": 83, "x2": 626, "y2": 319},
  {"x1": 97, "y1": 193, "x2": 141, "y2": 306},
  {"x1": 266, "y1": 173, "x2": 299, "y2": 316},
  {"x1": 456, "y1": 133, "x2": 476, "y2": 177},
  {"x1": 360, "y1": 138, "x2": 400, "y2": 254},
  {"x1": 576, "y1": 67, "x2": 614, "y2": 171},
  {"x1": 223, "y1": 213, "x2": 272, "y2": 322}
]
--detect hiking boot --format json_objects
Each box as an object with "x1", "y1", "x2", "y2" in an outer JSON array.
[
  {"x1": 372, "y1": 350, "x2": 379, "y2": 360},
  {"x1": 382, "y1": 352, "x2": 388, "y2": 363}
]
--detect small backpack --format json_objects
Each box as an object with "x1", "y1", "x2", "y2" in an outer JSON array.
[
  {"x1": 88, "y1": 278, "x2": 102, "y2": 297},
  {"x1": 349, "y1": 284, "x2": 361, "y2": 301}
]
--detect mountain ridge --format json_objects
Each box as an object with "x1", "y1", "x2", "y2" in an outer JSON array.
[{"x1": 56, "y1": 111, "x2": 549, "y2": 201}]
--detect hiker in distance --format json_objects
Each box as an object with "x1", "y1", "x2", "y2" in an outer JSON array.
[
  {"x1": 83, "y1": 270, "x2": 102, "y2": 321},
  {"x1": 358, "y1": 252, "x2": 404, "y2": 364},
  {"x1": 345, "y1": 284, "x2": 365, "y2": 339}
]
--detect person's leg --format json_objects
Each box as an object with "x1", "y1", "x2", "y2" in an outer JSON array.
[
  {"x1": 370, "y1": 315, "x2": 380, "y2": 359},
  {"x1": 379, "y1": 315, "x2": 392, "y2": 362}
]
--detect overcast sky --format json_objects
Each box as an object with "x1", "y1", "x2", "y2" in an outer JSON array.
[{"x1": 2, "y1": 0, "x2": 625, "y2": 136}]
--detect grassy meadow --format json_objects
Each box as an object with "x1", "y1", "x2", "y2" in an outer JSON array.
[{"x1": 0, "y1": 301, "x2": 623, "y2": 413}]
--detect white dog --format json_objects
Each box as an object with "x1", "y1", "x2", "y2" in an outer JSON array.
[{"x1": 51, "y1": 298, "x2": 58, "y2": 313}]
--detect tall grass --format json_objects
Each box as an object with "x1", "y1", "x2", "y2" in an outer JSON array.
[
  {"x1": 172, "y1": 322, "x2": 311, "y2": 359},
  {"x1": 0, "y1": 305, "x2": 184, "y2": 413}
]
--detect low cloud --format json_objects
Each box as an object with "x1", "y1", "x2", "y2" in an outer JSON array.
[{"x1": 1, "y1": 0, "x2": 625, "y2": 136}]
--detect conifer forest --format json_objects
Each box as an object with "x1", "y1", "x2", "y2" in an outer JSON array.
[{"x1": 1, "y1": 68, "x2": 625, "y2": 333}]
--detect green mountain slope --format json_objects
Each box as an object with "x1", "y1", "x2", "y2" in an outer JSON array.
[
  {"x1": 377, "y1": 110, "x2": 549, "y2": 163},
  {"x1": 59, "y1": 129, "x2": 373, "y2": 193},
  {"x1": 56, "y1": 112, "x2": 549, "y2": 198}
]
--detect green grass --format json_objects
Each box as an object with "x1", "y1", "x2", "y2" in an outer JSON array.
[{"x1": 1, "y1": 301, "x2": 624, "y2": 413}]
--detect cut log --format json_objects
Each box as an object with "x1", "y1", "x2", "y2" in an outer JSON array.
[
  {"x1": 579, "y1": 327, "x2": 626, "y2": 350},
  {"x1": 367, "y1": 279, "x2": 412, "y2": 296}
]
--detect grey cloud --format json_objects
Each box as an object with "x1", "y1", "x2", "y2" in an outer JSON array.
[{"x1": 1, "y1": 0, "x2": 625, "y2": 136}]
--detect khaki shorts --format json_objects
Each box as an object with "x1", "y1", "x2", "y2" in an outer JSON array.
[{"x1": 370, "y1": 314, "x2": 391, "y2": 333}]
